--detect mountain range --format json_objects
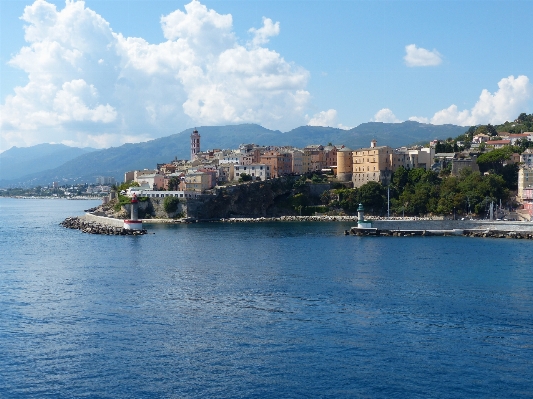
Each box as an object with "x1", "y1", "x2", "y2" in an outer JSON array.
[{"x1": 0, "y1": 121, "x2": 467, "y2": 188}]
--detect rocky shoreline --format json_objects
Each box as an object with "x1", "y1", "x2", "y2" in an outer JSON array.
[{"x1": 61, "y1": 216, "x2": 147, "y2": 235}]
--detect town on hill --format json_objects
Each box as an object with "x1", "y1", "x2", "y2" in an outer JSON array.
[
  {"x1": 4, "y1": 114, "x2": 533, "y2": 221},
  {"x1": 98, "y1": 113, "x2": 532, "y2": 221}
]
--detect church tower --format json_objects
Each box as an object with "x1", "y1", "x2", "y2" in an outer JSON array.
[{"x1": 190, "y1": 129, "x2": 200, "y2": 161}]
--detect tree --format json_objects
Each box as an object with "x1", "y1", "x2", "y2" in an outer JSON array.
[
  {"x1": 163, "y1": 196, "x2": 180, "y2": 214},
  {"x1": 392, "y1": 166, "x2": 409, "y2": 194},
  {"x1": 168, "y1": 176, "x2": 181, "y2": 191},
  {"x1": 357, "y1": 181, "x2": 386, "y2": 214},
  {"x1": 117, "y1": 181, "x2": 140, "y2": 191},
  {"x1": 476, "y1": 148, "x2": 512, "y2": 173},
  {"x1": 486, "y1": 124, "x2": 498, "y2": 137},
  {"x1": 238, "y1": 173, "x2": 253, "y2": 183}
]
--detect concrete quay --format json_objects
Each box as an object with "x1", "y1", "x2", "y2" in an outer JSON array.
[{"x1": 349, "y1": 226, "x2": 533, "y2": 239}]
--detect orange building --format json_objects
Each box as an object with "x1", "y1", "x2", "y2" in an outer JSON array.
[{"x1": 260, "y1": 151, "x2": 293, "y2": 178}]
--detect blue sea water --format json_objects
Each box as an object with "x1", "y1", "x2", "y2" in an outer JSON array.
[{"x1": 1, "y1": 198, "x2": 533, "y2": 398}]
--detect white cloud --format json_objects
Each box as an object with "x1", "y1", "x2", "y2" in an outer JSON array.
[
  {"x1": 307, "y1": 109, "x2": 351, "y2": 130},
  {"x1": 248, "y1": 17, "x2": 280, "y2": 47},
  {"x1": 408, "y1": 116, "x2": 429, "y2": 123},
  {"x1": 0, "y1": 0, "x2": 310, "y2": 150},
  {"x1": 404, "y1": 44, "x2": 442, "y2": 67},
  {"x1": 308, "y1": 109, "x2": 337, "y2": 127},
  {"x1": 372, "y1": 108, "x2": 400, "y2": 123},
  {"x1": 426, "y1": 75, "x2": 531, "y2": 125}
]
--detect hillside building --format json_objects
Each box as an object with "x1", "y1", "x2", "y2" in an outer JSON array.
[
  {"x1": 352, "y1": 140, "x2": 393, "y2": 188},
  {"x1": 233, "y1": 164, "x2": 271, "y2": 181},
  {"x1": 518, "y1": 166, "x2": 533, "y2": 202}
]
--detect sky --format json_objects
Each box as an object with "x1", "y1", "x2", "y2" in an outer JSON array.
[{"x1": 0, "y1": 0, "x2": 532, "y2": 152}]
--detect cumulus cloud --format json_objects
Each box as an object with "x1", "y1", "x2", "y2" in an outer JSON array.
[
  {"x1": 307, "y1": 109, "x2": 351, "y2": 130},
  {"x1": 408, "y1": 116, "x2": 429, "y2": 123},
  {"x1": 0, "y1": 0, "x2": 310, "y2": 150},
  {"x1": 372, "y1": 108, "x2": 400, "y2": 123},
  {"x1": 249, "y1": 17, "x2": 280, "y2": 47},
  {"x1": 413, "y1": 75, "x2": 531, "y2": 126},
  {"x1": 404, "y1": 44, "x2": 442, "y2": 67}
]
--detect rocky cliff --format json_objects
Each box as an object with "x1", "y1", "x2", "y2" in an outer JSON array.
[
  {"x1": 92, "y1": 177, "x2": 330, "y2": 220},
  {"x1": 187, "y1": 177, "x2": 299, "y2": 220}
]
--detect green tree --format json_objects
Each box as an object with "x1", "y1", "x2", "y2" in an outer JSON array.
[
  {"x1": 392, "y1": 166, "x2": 409, "y2": 194},
  {"x1": 357, "y1": 181, "x2": 386, "y2": 214},
  {"x1": 476, "y1": 147, "x2": 512, "y2": 173},
  {"x1": 238, "y1": 173, "x2": 253, "y2": 183},
  {"x1": 168, "y1": 176, "x2": 181, "y2": 191},
  {"x1": 163, "y1": 196, "x2": 180, "y2": 214}
]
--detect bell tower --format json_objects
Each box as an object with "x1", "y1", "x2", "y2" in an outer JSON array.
[{"x1": 190, "y1": 129, "x2": 200, "y2": 161}]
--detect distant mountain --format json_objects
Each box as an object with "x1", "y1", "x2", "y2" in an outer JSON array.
[
  {"x1": 0, "y1": 122, "x2": 467, "y2": 188},
  {"x1": 343, "y1": 121, "x2": 466, "y2": 149},
  {"x1": 0, "y1": 143, "x2": 96, "y2": 180}
]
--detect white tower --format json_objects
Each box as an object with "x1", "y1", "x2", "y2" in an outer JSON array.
[{"x1": 190, "y1": 129, "x2": 200, "y2": 161}]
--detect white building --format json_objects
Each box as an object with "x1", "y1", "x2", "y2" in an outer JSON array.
[
  {"x1": 219, "y1": 153, "x2": 245, "y2": 165},
  {"x1": 233, "y1": 164, "x2": 271, "y2": 181},
  {"x1": 127, "y1": 188, "x2": 200, "y2": 199}
]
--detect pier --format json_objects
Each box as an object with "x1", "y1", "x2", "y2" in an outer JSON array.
[{"x1": 348, "y1": 227, "x2": 533, "y2": 239}]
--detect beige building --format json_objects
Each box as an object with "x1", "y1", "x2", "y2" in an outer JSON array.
[
  {"x1": 518, "y1": 166, "x2": 533, "y2": 202},
  {"x1": 391, "y1": 147, "x2": 434, "y2": 171},
  {"x1": 290, "y1": 150, "x2": 304, "y2": 175},
  {"x1": 303, "y1": 145, "x2": 326, "y2": 172},
  {"x1": 352, "y1": 140, "x2": 393, "y2": 188},
  {"x1": 184, "y1": 172, "x2": 212, "y2": 193}
]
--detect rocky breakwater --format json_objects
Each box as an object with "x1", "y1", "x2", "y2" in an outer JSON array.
[
  {"x1": 463, "y1": 230, "x2": 533, "y2": 239},
  {"x1": 61, "y1": 217, "x2": 147, "y2": 235}
]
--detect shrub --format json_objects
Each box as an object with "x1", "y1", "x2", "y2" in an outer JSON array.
[
  {"x1": 163, "y1": 196, "x2": 180, "y2": 214},
  {"x1": 238, "y1": 173, "x2": 253, "y2": 183}
]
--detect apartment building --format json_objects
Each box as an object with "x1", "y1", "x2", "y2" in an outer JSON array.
[
  {"x1": 352, "y1": 140, "x2": 393, "y2": 188},
  {"x1": 518, "y1": 166, "x2": 533, "y2": 202},
  {"x1": 233, "y1": 164, "x2": 271, "y2": 181},
  {"x1": 260, "y1": 151, "x2": 292, "y2": 178}
]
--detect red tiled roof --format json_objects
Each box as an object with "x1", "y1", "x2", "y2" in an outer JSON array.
[{"x1": 486, "y1": 140, "x2": 510, "y2": 145}]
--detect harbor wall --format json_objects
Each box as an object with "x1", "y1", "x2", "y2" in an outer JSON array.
[
  {"x1": 371, "y1": 219, "x2": 533, "y2": 232},
  {"x1": 82, "y1": 213, "x2": 124, "y2": 227}
]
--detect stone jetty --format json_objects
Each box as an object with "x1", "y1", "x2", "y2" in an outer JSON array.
[
  {"x1": 349, "y1": 227, "x2": 533, "y2": 240},
  {"x1": 61, "y1": 216, "x2": 147, "y2": 235}
]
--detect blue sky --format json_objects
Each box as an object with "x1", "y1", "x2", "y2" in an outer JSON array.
[{"x1": 1, "y1": 0, "x2": 532, "y2": 151}]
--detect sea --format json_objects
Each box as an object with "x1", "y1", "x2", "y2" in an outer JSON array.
[{"x1": 1, "y1": 198, "x2": 532, "y2": 398}]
